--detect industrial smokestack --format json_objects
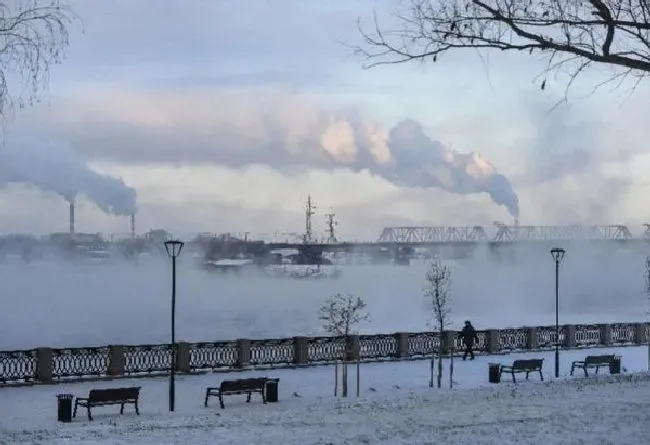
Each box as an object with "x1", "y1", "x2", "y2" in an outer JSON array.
[
  {"x1": 69, "y1": 200, "x2": 75, "y2": 235},
  {"x1": 130, "y1": 213, "x2": 135, "y2": 238}
]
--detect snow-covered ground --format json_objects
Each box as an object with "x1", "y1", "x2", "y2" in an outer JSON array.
[{"x1": 1, "y1": 346, "x2": 648, "y2": 444}]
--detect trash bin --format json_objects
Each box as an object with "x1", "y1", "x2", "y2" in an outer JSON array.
[
  {"x1": 57, "y1": 394, "x2": 74, "y2": 423},
  {"x1": 488, "y1": 363, "x2": 501, "y2": 384},
  {"x1": 610, "y1": 356, "x2": 621, "y2": 374},
  {"x1": 265, "y1": 378, "x2": 279, "y2": 403}
]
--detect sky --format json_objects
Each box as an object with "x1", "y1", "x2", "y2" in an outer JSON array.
[{"x1": 1, "y1": 0, "x2": 650, "y2": 240}]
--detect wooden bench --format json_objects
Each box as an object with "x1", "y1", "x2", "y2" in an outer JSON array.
[
  {"x1": 500, "y1": 359, "x2": 544, "y2": 383},
  {"x1": 570, "y1": 354, "x2": 615, "y2": 377},
  {"x1": 204, "y1": 377, "x2": 278, "y2": 409},
  {"x1": 73, "y1": 387, "x2": 141, "y2": 421}
]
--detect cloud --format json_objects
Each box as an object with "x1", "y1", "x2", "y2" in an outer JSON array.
[
  {"x1": 0, "y1": 134, "x2": 137, "y2": 215},
  {"x1": 29, "y1": 87, "x2": 519, "y2": 217}
]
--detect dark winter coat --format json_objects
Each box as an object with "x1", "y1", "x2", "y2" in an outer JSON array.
[{"x1": 460, "y1": 324, "x2": 478, "y2": 346}]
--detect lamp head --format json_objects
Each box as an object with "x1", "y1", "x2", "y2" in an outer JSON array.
[
  {"x1": 550, "y1": 247, "x2": 566, "y2": 263},
  {"x1": 164, "y1": 240, "x2": 184, "y2": 258}
]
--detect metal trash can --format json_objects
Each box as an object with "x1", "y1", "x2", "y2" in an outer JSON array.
[
  {"x1": 265, "y1": 379, "x2": 279, "y2": 403},
  {"x1": 488, "y1": 363, "x2": 501, "y2": 384},
  {"x1": 57, "y1": 394, "x2": 74, "y2": 423},
  {"x1": 610, "y1": 356, "x2": 621, "y2": 374}
]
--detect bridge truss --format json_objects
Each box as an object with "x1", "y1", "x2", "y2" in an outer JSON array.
[
  {"x1": 377, "y1": 226, "x2": 488, "y2": 243},
  {"x1": 377, "y1": 225, "x2": 634, "y2": 244},
  {"x1": 493, "y1": 225, "x2": 632, "y2": 242}
]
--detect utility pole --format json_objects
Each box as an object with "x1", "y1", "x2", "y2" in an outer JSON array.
[
  {"x1": 304, "y1": 194, "x2": 316, "y2": 243},
  {"x1": 325, "y1": 212, "x2": 338, "y2": 243}
]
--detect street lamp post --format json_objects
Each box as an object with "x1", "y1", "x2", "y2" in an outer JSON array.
[
  {"x1": 550, "y1": 247, "x2": 566, "y2": 379},
  {"x1": 164, "y1": 240, "x2": 184, "y2": 412}
]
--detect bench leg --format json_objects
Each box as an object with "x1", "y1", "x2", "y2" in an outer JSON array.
[
  {"x1": 219, "y1": 394, "x2": 225, "y2": 409},
  {"x1": 262, "y1": 390, "x2": 266, "y2": 404},
  {"x1": 539, "y1": 371, "x2": 544, "y2": 382},
  {"x1": 87, "y1": 406, "x2": 93, "y2": 421},
  {"x1": 595, "y1": 366, "x2": 599, "y2": 375},
  {"x1": 584, "y1": 368, "x2": 588, "y2": 378},
  {"x1": 134, "y1": 401, "x2": 140, "y2": 416},
  {"x1": 511, "y1": 372, "x2": 516, "y2": 384},
  {"x1": 204, "y1": 390, "x2": 210, "y2": 408},
  {"x1": 120, "y1": 403, "x2": 124, "y2": 415},
  {"x1": 246, "y1": 392, "x2": 252, "y2": 403},
  {"x1": 570, "y1": 364, "x2": 575, "y2": 376},
  {"x1": 525, "y1": 371, "x2": 530, "y2": 380},
  {"x1": 73, "y1": 401, "x2": 78, "y2": 418}
]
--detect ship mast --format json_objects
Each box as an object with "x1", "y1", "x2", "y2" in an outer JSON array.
[
  {"x1": 325, "y1": 211, "x2": 337, "y2": 243},
  {"x1": 304, "y1": 194, "x2": 316, "y2": 243}
]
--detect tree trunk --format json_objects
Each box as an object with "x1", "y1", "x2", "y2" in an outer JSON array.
[
  {"x1": 342, "y1": 359, "x2": 348, "y2": 397},
  {"x1": 356, "y1": 358, "x2": 360, "y2": 397},
  {"x1": 449, "y1": 344, "x2": 454, "y2": 389},
  {"x1": 334, "y1": 360, "x2": 338, "y2": 397},
  {"x1": 429, "y1": 352, "x2": 434, "y2": 388},
  {"x1": 437, "y1": 351, "x2": 442, "y2": 388}
]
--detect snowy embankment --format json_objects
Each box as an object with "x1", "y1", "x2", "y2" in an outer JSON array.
[
  {"x1": 1, "y1": 346, "x2": 650, "y2": 444},
  {"x1": 2, "y1": 373, "x2": 650, "y2": 445}
]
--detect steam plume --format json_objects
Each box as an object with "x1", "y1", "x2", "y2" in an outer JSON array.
[
  {"x1": 55, "y1": 92, "x2": 520, "y2": 217},
  {"x1": 0, "y1": 136, "x2": 137, "y2": 215},
  {"x1": 268, "y1": 110, "x2": 520, "y2": 218}
]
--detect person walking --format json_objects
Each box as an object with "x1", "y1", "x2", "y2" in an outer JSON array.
[{"x1": 460, "y1": 320, "x2": 478, "y2": 360}]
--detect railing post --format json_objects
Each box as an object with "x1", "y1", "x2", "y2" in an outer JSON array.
[
  {"x1": 563, "y1": 325, "x2": 576, "y2": 348},
  {"x1": 486, "y1": 330, "x2": 500, "y2": 354},
  {"x1": 108, "y1": 345, "x2": 125, "y2": 376},
  {"x1": 293, "y1": 336, "x2": 309, "y2": 365},
  {"x1": 633, "y1": 323, "x2": 648, "y2": 345},
  {"x1": 176, "y1": 342, "x2": 190, "y2": 373},
  {"x1": 236, "y1": 339, "x2": 251, "y2": 368},
  {"x1": 36, "y1": 347, "x2": 53, "y2": 384},
  {"x1": 526, "y1": 327, "x2": 538, "y2": 350},
  {"x1": 599, "y1": 324, "x2": 612, "y2": 346},
  {"x1": 394, "y1": 332, "x2": 409, "y2": 358},
  {"x1": 346, "y1": 335, "x2": 360, "y2": 361}
]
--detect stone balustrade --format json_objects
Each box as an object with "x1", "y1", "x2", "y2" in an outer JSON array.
[{"x1": 1, "y1": 322, "x2": 647, "y2": 386}]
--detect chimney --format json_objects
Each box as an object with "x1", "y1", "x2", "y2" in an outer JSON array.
[
  {"x1": 130, "y1": 213, "x2": 136, "y2": 238},
  {"x1": 69, "y1": 201, "x2": 75, "y2": 235}
]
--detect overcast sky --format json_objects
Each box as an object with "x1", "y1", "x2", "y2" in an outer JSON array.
[{"x1": 1, "y1": 0, "x2": 649, "y2": 239}]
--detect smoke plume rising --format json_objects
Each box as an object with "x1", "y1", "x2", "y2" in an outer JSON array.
[
  {"x1": 0, "y1": 135, "x2": 137, "y2": 215},
  {"x1": 263, "y1": 109, "x2": 520, "y2": 218},
  {"x1": 58, "y1": 92, "x2": 520, "y2": 218}
]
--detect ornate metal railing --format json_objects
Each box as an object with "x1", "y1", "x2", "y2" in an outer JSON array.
[
  {"x1": 52, "y1": 347, "x2": 109, "y2": 379},
  {"x1": 575, "y1": 324, "x2": 601, "y2": 346},
  {"x1": 359, "y1": 334, "x2": 397, "y2": 359},
  {"x1": 537, "y1": 326, "x2": 563, "y2": 349},
  {"x1": 611, "y1": 323, "x2": 634, "y2": 345},
  {"x1": 0, "y1": 350, "x2": 37, "y2": 383},
  {"x1": 307, "y1": 336, "x2": 345, "y2": 362},
  {"x1": 250, "y1": 338, "x2": 294, "y2": 366},
  {"x1": 189, "y1": 341, "x2": 238, "y2": 371},
  {"x1": 0, "y1": 322, "x2": 647, "y2": 385},
  {"x1": 407, "y1": 332, "x2": 440, "y2": 357},
  {"x1": 124, "y1": 344, "x2": 171, "y2": 375}
]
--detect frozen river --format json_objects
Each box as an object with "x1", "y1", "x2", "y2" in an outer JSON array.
[{"x1": 1, "y1": 244, "x2": 647, "y2": 349}]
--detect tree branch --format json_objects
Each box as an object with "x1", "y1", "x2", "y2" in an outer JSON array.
[
  {"x1": 0, "y1": 0, "x2": 79, "y2": 120},
  {"x1": 356, "y1": 0, "x2": 650, "y2": 96}
]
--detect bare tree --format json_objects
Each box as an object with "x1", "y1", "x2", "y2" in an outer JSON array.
[
  {"x1": 357, "y1": 1, "x2": 650, "y2": 99},
  {"x1": 0, "y1": 0, "x2": 78, "y2": 119},
  {"x1": 645, "y1": 256, "x2": 650, "y2": 370},
  {"x1": 319, "y1": 292, "x2": 370, "y2": 398},
  {"x1": 423, "y1": 257, "x2": 452, "y2": 388}
]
